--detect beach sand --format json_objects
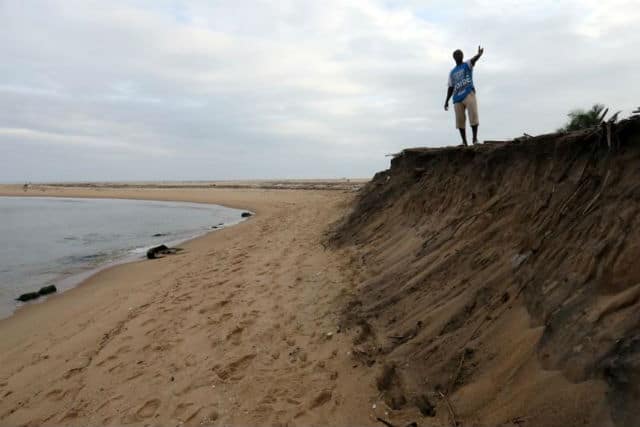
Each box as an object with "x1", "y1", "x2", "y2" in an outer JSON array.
[{"x1": 0, "y1": 185, "x2": 376, "y2": 426}]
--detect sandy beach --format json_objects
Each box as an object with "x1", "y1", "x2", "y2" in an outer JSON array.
[
  {"x1": 0, "y1": 184, "x2": 378, "y2": 426},
  {"x1": 3, "y1": 119, "x2": 639, "y2": 427}
]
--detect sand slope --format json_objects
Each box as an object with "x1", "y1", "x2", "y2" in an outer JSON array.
[
  {"x1": 330, "y1": 118, "x2": 640, "y2": 426},
  {"x1": 0, "y1": 187, "x2": 379, "y2": 426}
]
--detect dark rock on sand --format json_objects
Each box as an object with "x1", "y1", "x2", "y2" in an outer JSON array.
[
  {"x1": 241, "y1": 212, "x2": 252, "y2": 218},
  {"x1": 16, "y1": 292, "x2": 40, "y2": 302},
  {"x1": 147, "y1": 244, "x2": 182, "y2": 259},
  {"x1": 38, "y1": 285, "x2": 57, "y2": 296},
  {"x1": 147, "y1": 244, "x2": 169, "y2": 259}
]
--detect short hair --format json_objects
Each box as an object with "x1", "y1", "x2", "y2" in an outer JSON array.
[{"x1": 453, "y1": 49, "x2": 463, "y2": 61}]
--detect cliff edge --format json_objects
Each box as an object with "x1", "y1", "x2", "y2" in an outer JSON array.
[{"x1": 331, "y1": 117, "x2": 640, "y2": 426}]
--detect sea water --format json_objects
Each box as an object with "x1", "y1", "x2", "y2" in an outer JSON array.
[{"x1": 0, "y1": 196, "x2": 246, "y2": 318}]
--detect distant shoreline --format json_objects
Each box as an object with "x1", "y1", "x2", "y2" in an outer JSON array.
[{"x1": 8, "y1": 178, "x2": 368, "y2": 192}]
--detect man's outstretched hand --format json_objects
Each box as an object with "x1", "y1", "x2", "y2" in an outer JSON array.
[{"x1": 470, "y1": 45, "x2": 484, "y2": 66}]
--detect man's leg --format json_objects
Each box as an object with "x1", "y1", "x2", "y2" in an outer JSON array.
[
  {"x1": 454, "y1": 103, "x2": 467, "y2": 146},
  {"x1": 467, "y1": 93, "x2": 480, "y2": 144},
  {"x1": 458, "y1": 128, "x2": 467, "y2": 146}
]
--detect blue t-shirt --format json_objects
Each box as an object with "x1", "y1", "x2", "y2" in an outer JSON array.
[{"x1": 448, "y1": 60, "x2": 475, "y2": 103}]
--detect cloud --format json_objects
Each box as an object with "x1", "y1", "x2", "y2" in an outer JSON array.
[
  {"x1": 1, "y1": 0, "x2": 639, "y2": 182},
  {"x1": 0, "y1": 127, "x2": 174, "y2": 156}
]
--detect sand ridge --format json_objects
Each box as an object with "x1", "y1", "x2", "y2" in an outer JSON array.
[
  {"x1": 0, "y1": 186, "x2": 380, "y2": 426},
  {"x1": 329, "y1": 120, "x2": 640, "y2": 427}
]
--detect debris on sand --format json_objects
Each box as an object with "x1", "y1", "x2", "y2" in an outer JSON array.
[
  {"x1": 38, "y1": 285, "x2": 57, "y2": 296},
  {"x1": 16, "y1": 292, "x2": 40, "y2": 302},
  {"x1": 16, "y1": 285, "x2": 58, "y2": 302},
  {"x1": 146, "y1": 244, "x2": 183, "y2": 259}
]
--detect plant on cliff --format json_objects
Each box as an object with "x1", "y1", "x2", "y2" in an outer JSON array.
[{"x1": 559, "y1": 103, "x2": 609, "y2": 132}]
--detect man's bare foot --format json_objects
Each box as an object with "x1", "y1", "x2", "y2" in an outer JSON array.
[{"x1": 472, "y1": 140, "x2": 479, "y2": 145}]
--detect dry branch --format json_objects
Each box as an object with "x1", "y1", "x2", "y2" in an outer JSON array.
[
  {"x1": 448, "y1": 351, "x2": 467, "y2": 395},
  {"x1": 439, "y1": 391, "x2": 458, "y2": 427}
]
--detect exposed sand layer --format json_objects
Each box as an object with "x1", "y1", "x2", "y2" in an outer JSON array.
[
  {"x1": 330, "y1": 118, "x2": 640, "y2": 427},
  {"x1": 0, "y1": 186, "x2": 379, "y2": 426}
]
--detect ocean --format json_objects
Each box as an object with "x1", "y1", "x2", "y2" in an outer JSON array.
[{"x1": 0, "y1": 196, "x2": 246, "y2": 319}]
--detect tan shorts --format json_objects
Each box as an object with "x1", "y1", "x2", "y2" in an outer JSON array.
[{"x1": 454, "y1": 91, "x2": 479, "y2": 129}]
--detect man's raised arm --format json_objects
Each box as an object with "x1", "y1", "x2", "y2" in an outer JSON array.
[{"x1": 470, "y1": 45, "x2": 484, "y2": 66}]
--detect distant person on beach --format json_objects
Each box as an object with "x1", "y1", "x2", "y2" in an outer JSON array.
[{"x1": 444, "y1": 46, "x2": 484, "y2": 146}]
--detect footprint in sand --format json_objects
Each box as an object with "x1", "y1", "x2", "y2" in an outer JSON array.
[
  {"x1": 241, "y1": 309, "x2": 261, "y2": 320},
  {"x1": 182, "y1": 406, "x2": 203, "y2": 423},
  {"x1": 206, "y1": 312, "x2": 233, "y2": 328},
  {"x1": 216, "y1": 354, "x2": 256, "y2": 381},
  {"x1": 62, "y1": 367, "x2": 84, "y2": 379},
  {"x1": 107, "y1": 362, "x2": 125, "y2": 373},
  {"x1": 172, "y1": 402, "x2": 194, "y2": 418},
  {"x1": 135, "y1": 398, "x2": 161, "y2": 420},
  {"x1": 184, "y1": 354, "x2": 198, "y2": 367},
  {"x1": 97, "y1": 345, "x2": 131, "y2": 367},
  {"x1": 58, "y1": 408, "x2": 79, "y2": 422},
  {"x1": 198, "y1": 299, "x2": 230, "y2": 315},
  {"x1": 309, "y1": 390, "x2": 333, "y2": 408},
  {"x1": 45, "y1": 388, "x2": 65, "y2": 401},
  {"x1": 226, "y1": 326, "x2": 244, "y2": 345}
]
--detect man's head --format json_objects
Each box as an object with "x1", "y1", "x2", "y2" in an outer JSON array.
[{"x1": 453, "y1": 49, "x2": 463, "y2": 64}]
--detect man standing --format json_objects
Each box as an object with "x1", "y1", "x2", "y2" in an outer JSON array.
[{"x1": 444, "y1": 46, "x2": 484, "y2": 146}]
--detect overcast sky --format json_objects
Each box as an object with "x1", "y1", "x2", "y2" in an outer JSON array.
[{"x1": 1, "y1": 1, "x2": 639, "y2": 182}]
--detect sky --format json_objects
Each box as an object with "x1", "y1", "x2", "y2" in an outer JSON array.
[{"x1": 1, "y1": 0, "x2": 639, "y2": 182}]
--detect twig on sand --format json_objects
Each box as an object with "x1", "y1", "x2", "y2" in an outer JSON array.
[
  {"x1": 377, "y1": 417, "x2": 396, "y2": 427},
  {"x1": 511, "y1": 415, "x2": 530, "y2": 425},
  {"x1": 448, "y1": 350, "x2": 466, "y2": 394},
  {"x1": 376, "y1": 417, "x2": 418, "y2": 427},
  {"x1": 438, "y1": 391, "x2": 458, "y2": 427}
]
